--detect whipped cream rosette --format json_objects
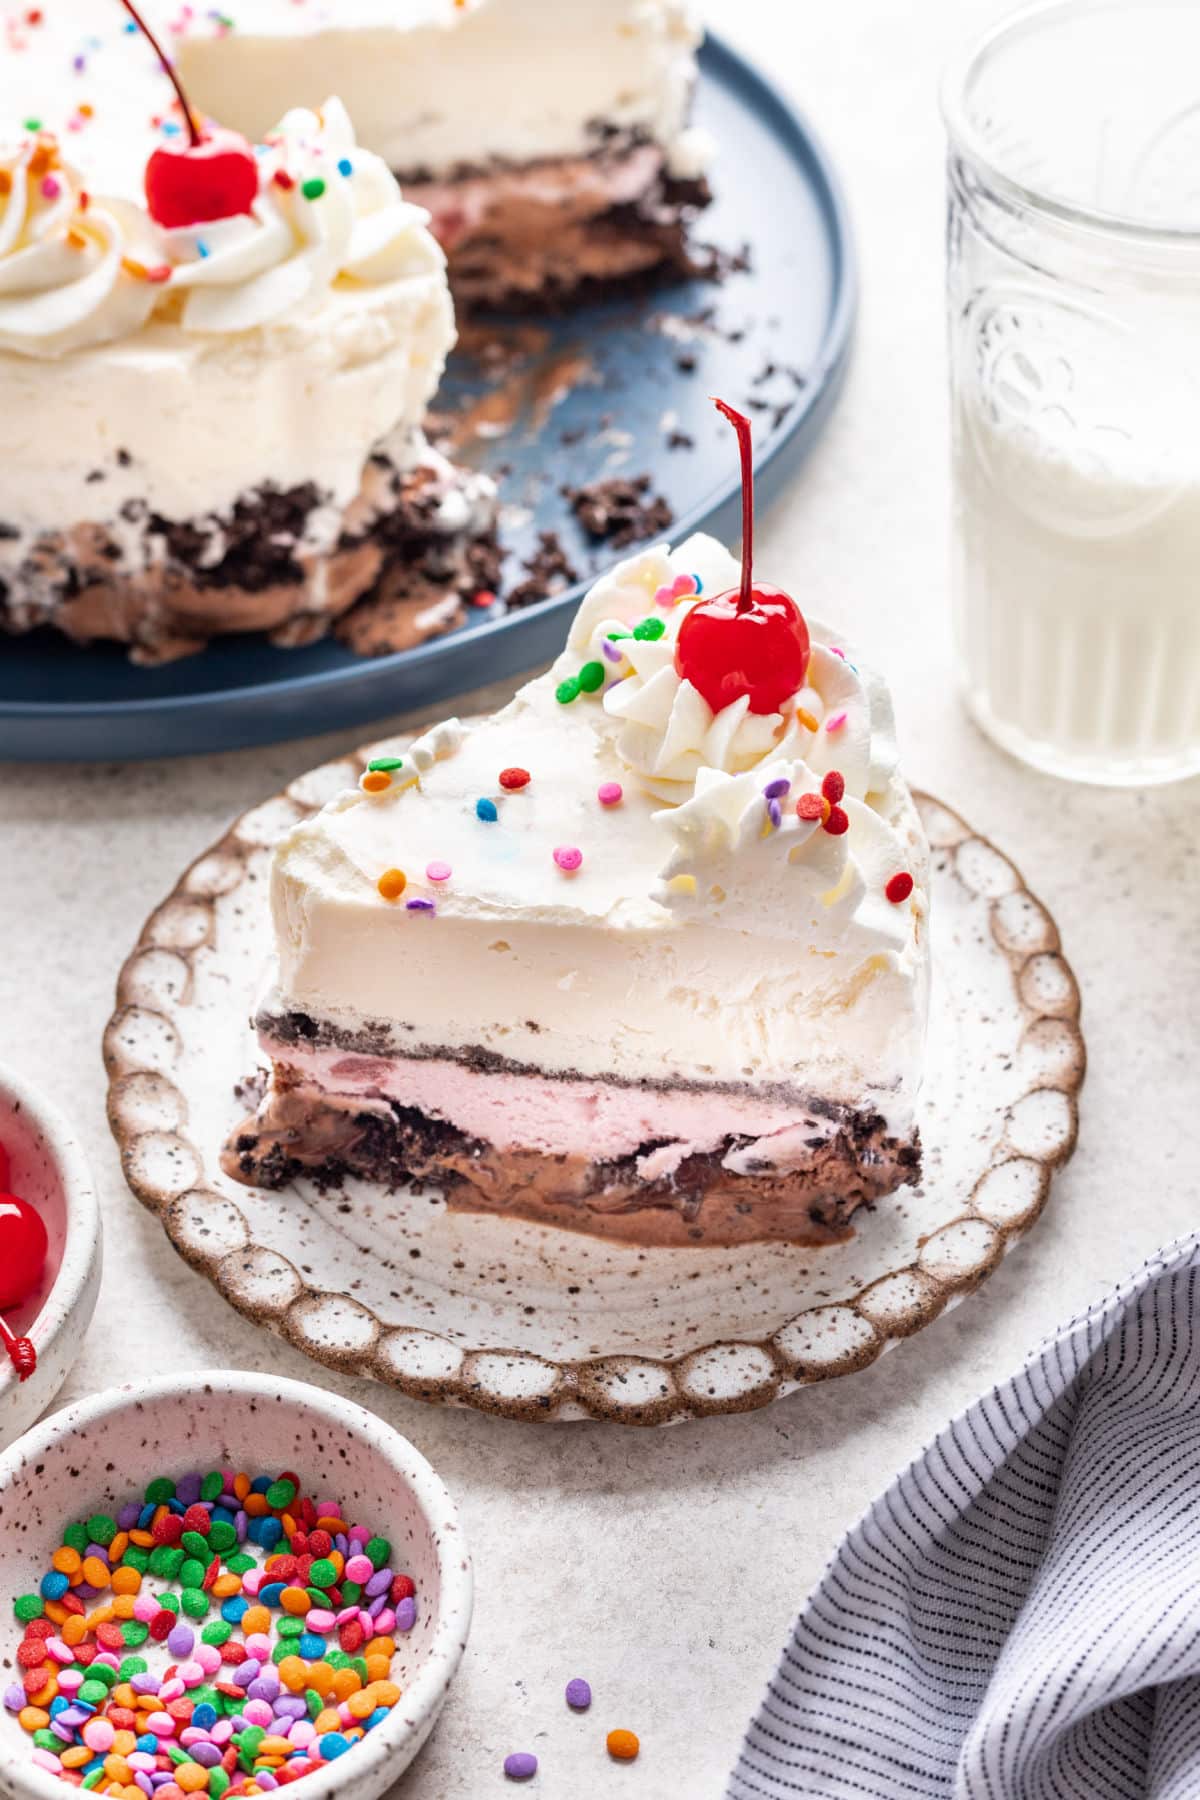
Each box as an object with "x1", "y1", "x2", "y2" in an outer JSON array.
[
  {"x1": 164, "y1": 99, "x2": 442, "y2": 333},
  {"x1": 0, "y1": 135, "x2": 162, "y2": 356}
]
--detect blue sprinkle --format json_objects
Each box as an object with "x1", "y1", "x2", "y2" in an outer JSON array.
[
  {"x1": 298, "y1": 1633, "x2": 325, "y2": 1660},
  {"x1": 40, "y1": 1572, "x2": 69, "y2": 1601},
  {"x1": 136, "y1": 1734, "x2": 158, "y2": 1755},
  {"x1": 691, "y1": 573, "x2": 703, "y2": 592},
  {"x1": 319, "y1": 1734, "x2": 351, "y2": 1761},
  {"x1": 249, "y1": 1476, "x2": 273, "y2": 1495},
  {"x1": 365, "y1": 1707, "x2": 391, "y2": 1730},
  {"x1": 161, "y1": 120, "x2": 180, "y2": 137},
  {"x1": 221, "y1": 1597, "x2": 248, "y2": 1625},
  {"x1": 475, "y1": 797, "x2": 498, "y2": 822},
  {"x1": 197, "y1": 239, "x2": 210, "y2": 259},
  {"x1": 259, "y1": 1582, "x2": 286, "y2": 1607},
  {"x1": 337, "y1": 157, "x2": 353, "y2": 177},
  {"x1": 193, "y1": 1704, "x2": 218, "y2": 1731},
  {"x1": 123, "y1": 18, "x2": 137, "y2": 29}
]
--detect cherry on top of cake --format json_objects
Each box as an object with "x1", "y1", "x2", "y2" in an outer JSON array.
[
  {"x1": 118, "y1": 0, "x2": 258, "y2": 228},
  {"x1": 673, "y1": 399, "x2": 811, "y2": 716}
]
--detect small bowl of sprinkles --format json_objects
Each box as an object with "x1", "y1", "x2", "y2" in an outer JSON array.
[
  {"x1": 0, "y1": 1371, "x2": 472, "y2": 1800},
  {"x1": 0, "y1": 1062, "x2": 102, "y2": 1449}
]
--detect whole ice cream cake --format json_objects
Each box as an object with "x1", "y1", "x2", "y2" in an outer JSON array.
[{"x1": 226, "y1": 415, "x2": 930, "y2": 1248}]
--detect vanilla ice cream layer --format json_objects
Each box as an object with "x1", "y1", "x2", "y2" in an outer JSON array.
[
  {"x1": 268, "y1": 534, "x2": 930, "y2": 1126},
  {"x1": 0, "y1": 276, "x2": 452, "y2": 536},
  {"x1": 174, "y1": 1, "x2": 706, "y2": 180}
]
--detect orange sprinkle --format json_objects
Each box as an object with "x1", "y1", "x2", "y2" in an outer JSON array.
[
  {"x1": 240, "y1": 1605, "x2": 270, "y2": 1638},
  {"x1": 121, "y1": 256, "x2": 147, "y2": 279},
  {"x1": 43, "y1": 1600, "x2": 69, "y2": 1625},
  {"x1": 377, "y1": 868, "x2": 407, "y2": 902},
  {"x1": 109, "y1": 1531, "x2": 130, "y2": 1561},
  {"x1": 62, "y1": 1615, "x2": 87, "y2": 1647},
  {"x1": 112, "y1": 1594, "x2": 136, "y2": 1619},
  {"x1": 212, "y1": 1573, "x2": 242, "y2": 1599},
  {"x1": 52, "y1": 1547, "x2": 82, "y2": 1576},
  {"x1": 18, "y1": 1706, "x2": 49, "y2": 1732},
  {"x1": 279, "y1": 1586, "x2": 310, "y2": 1616},
  {"x1": 0, "y1": 170, "x2": 12, "y2": 196},
  {"x1": 305, "y1": 1663, "x2": 334, "y2": 1699},
  {"x1": 607, "y1": 1730, "x2": 640, "y2": 1761},
  {"x1": 111, "y1": 1566, "x2": 141, "y2": 1596},
  {"x1": 360, "y1": 770, "x2": 391, "y2": 794},
  {"x1": 796, "y1": 706, "x2": 820, "y2": 733},
  {"x1": 330, "y1": 1668, "x2": 362, "y2": 1701},
  {"x1": 234, "y1": 1473, "x2": 251, "y2": 1501},
  {"x1": 60, "y1": 1746, "x2": 91, "y2": 1769},
  {"x1": 316, "y1": 1517, "x2": 348, "y2": 1535},
  {"x1": 66, "y1": 227, "x2": 87, "y2": 250},
  {"x1": 78, "y1": 102, "x2": 93, "y2": 117},
  {"x1": 127, "y1": 1529, "x2": 154, "y2": 1548},
  {"x1": 244, "y1": 1495, "x2": 269, "y2": 1518}
]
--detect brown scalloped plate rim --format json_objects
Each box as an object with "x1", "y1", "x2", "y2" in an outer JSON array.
[{"x1": 104, "y1": 737, "x2": 1086, "y2": 1426}]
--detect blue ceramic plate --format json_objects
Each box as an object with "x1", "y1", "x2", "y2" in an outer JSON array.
[{"x1": 0, "y1": 34, "x2": 855, "y2": 762}]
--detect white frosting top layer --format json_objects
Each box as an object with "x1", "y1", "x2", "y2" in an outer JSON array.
[{"x1": 270, "y1": 534, "x2": 930, "y2": 1108}]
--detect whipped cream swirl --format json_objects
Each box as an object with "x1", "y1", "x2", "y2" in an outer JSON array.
[
  {"x1": 0, "y1": 136, "x2": 161, "y2": 356},
  {"x1": 165, "y1": 98, "x2": 442, "y2": 334},
  {"x1": 558, "y1": 539, "x2": 900, "y2": 807}
]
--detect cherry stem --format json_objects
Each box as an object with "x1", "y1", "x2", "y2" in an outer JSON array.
[
  {"x1": 713, "y1": 397, "x2": 755, "y2": 613},
  {"x1": 117, "y1": 0, "x2": 202, "y2": 149},
  {"x1": 0, "y1": 1311, "x2": 34, "y2": 1381}
]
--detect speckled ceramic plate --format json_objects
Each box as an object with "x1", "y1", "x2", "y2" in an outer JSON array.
[{"x1": 104, "y1": 738, "x2": 1085, "y2": 1426}]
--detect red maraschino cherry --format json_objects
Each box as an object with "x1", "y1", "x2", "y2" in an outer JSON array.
[
  {"x1": 674, "y1": 398, "x2": 811, "y2": 715},
  {"x1": 120, "y1": 0, "x2": 259, "y2": 229}
]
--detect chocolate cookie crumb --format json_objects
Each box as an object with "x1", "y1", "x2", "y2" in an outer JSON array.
[{"x1": 562, "y1": 475, "x2": 673, "y2": 549}]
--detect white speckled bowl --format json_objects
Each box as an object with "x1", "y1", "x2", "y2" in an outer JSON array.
[
  {"x1": 0, "y1": 1064, "x2": 102, "y2": 1448},
  {"x1": 0, "y1": 1371, "x2": 472, "y2": 1800}
]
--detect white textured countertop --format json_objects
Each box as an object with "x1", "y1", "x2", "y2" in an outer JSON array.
[{"x1": 3, "y1": 1, "x2": 1199, "y2": 1794}]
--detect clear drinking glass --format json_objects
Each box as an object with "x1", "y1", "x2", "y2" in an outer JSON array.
[{"x1": 943, "y1": 0, "x2": 1200, "y2": 786}]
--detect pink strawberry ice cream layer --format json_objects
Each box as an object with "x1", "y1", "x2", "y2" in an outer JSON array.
[{"x1": 259, "y1": 1038, "x2": 836, "y2": 1166}]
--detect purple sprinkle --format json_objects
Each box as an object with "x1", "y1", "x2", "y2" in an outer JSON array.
[
  {"x1": 117, "y1": 1502, "x2": 141, "y2": 1530},
  {"x1": 135, "y1": 1776, "x2": 154, "y2": 1798},
  {"x1": 334, "y1": 1534, "x2": 348, "y2": 1555},
  {"x1": 274, "y1": 1697, "x2": 307, "y2": 1720},
  {"x1": 131, "y1": 1673, "x2": 161, "y2": 1695},
  {"x1": 51, "y1": 1720, "x2": 75, "y2": 1743},
  {"x1": 767, "y1": 798, "x2": 782, "y2": 828},
  {"x1": 256, "y1": 1776, "x2": 279, "y2": 1792},
  {"x1": 364, "y1": 1569, "x2": 392, "y2": 1598},
  {"x1": 57, "y1": 1706, "x2": 89, "y2": 1727},
  {"x1": 5, "y1": 1683, "x2": 25, "y2": 1712},
  {"x1": 565, "y1": 1678, "x2": 591, "y2": 1709},
  {"x1": 235, "y1": 1509, "x2": 248, "y2": 1541},
  {"x1": 395, "y1": 1596, "x2": 416, "y2": 1633},
  {"x1": 75, "y1": 1582, "x2": 101, "y2": 1602},
  {"x1": 246, "y1": 1678, "x2": 277, "y2": 1703},
  {"x1": 190, "y1": 1743, "x2": 222, "y2": 1767},
  {"x1": 763, "y1": 777, "x2": 790, "y2": 798},
  {"x1": 175, "y1": 1472, "x2": 203, "y2": 1505},
  {"x1": 84, "y1": 1543, "x2": 111, "y2": 1564},
  {"x1": 504, "y1": 1752, "x2": 538, "y2": 1781},
  {"x1": 406, "y1": 898, "x2": 435, "y2": 913},
  {"x1": 601, "y1": 639, "x2": 624, "y2": 663},
  {"x1": 232, "y1": 1661, "x2": 260, "y2": 1688},
  {"x1": 218, "y1": 1491, "x2": 238, "y2": 1510},
  {"x1": 72, "y1": 52, "x2": 86, "y2": 69},
  {"x1": 167, "y1": 1625, "x2": 194, "y2": 1658},
  {"x1": 367, "y1": 1592, "x2": 387, "y2": 1617}
]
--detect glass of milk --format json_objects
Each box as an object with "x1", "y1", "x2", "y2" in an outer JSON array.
[{"x1": 943, "y1": 0, "x2": 1200, "y2": 785}]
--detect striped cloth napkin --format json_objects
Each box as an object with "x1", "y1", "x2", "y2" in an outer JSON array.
[{"x1": 729, "y1": 1235, "x2": 1200, "y2": 1800}]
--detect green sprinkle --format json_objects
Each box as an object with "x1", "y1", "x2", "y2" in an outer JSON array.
[
  {"x1": 118, "y1": 1657, "x2": 148, "y2": 1680},
  {"x1": 265, "y1": 1478, "x2": 296, "y2": 1510},
  {"x1": 166, "y1": 1745, "x2": 190, "y2": 1766},
  {"x1": 208, "y1": 1521, "x2": 237, "y2": 1554},
  {"x1": 83, "y1": 1771, "x2": 105, "y2": 1789},
  {"x1": 149, "y1": 1545, "x2": 185, "y2": 1579},
  {"x1": 271, "y1": 1641, "x2": 291, "y2": 1665},
  {"x1": 86, "y1": 1513, "x2": 117, "y2": 1546},
  {"x1": 555, "y1": 677, "x2": 581, "y2": 705},
  {"x1": 632, "y1": 616, "x2": 665, "y2": 641},
  {"x1": 14, "y1": 1595, "x2": 43, "y2": 1622},
  {"x1": 145, "y1": 1477, "x2": 175, "y2": 1504},
  {"x1": 308, "y1": 1558, "x2": 337, "y2": 1590},
  {"x1": 365, "y1": 1536, "x2": 390, "y2": 1569},
  {"x1": 577, "y1": 660, "x2": 605, "y2": 694},
  {"x1": 180, "y1": 1558, "x2": 207, "y2": 1589},
  {"x1": 63, "y1": 1522, "x2": 90, "y2": 1554},
  {"x1": 121, "y1": 1620, "x2": 150, "y2": 1647},
  {"x1": 606, "y1": 628, "x2": 631, "y2": 640},
  {"x1": 122, "y1": 1545, "x2": 150, "y2": 1572},
  {"x1": 277, "y1": 1617, "x2": 303, "y2": 1639},
  {"x1": 340, "y1": 1581, "x2": 361, "y2": 1606},
  {"x1": 368, "y1": 757, "x2": 404, "y2": 773},
  {"x1": 157, "y1": 1592, "x2": 180, "y2": 1614},
  {"x1": 89, "y1": 1663, "x2": 118, "y2": 1688},
  {"x1": 22, "y1": 117, "x2": 42, "y2": 133},
  {"x1": 305, "y1": 1690, "x2": 324, "y2": 1719},
  {"x1": 78, "y1": 1680, "x2": 109, "y2": 1707},
  {"x1": 300, "y1": 177, "x2": 326, "y2": 201},
  {"x1": 226, "y1": 1552, "x2": 256, "y2": 1575},
  {"x1": 201, "y1": 1472, "x2": 224, "y2": 1503},
  {"x1": 209, "y1": 1769, "x2": 231, "y2": 1800},
  {"x1": 180, "y1": 1587, "x2": 209, "y2": 1619},
  {"x1": 351, "y1": 1656, "x2": 369, "y2": 1683},
  {"x1": 33, "y1": 1728, "x2": 61, "y2": 1751},
  {"x1": 202, "y1": 1621, "x2": 233, "y2": 1646},
  {"x1": 327, "y1": 1651, "x2": 350, "y2": 1671},
  {"x1": 182, "y1": 1531, "x2": 209, "y2": 1560}
]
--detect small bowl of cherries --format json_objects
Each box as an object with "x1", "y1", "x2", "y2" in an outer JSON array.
[{"x1": 0, "y1": 1062, "x2": 102, "y2": 1444}]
